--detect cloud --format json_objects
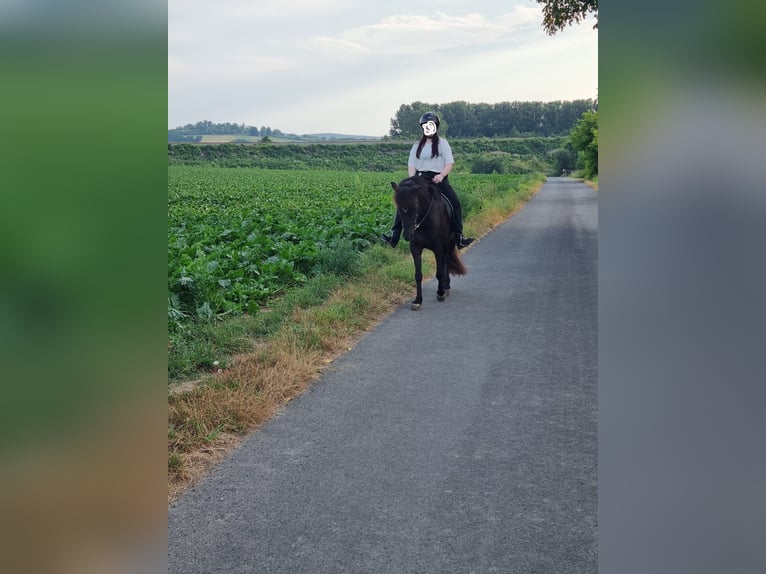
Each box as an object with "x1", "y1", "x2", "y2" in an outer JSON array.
[
  {"x1": 305, "y1": 37, "x2": 372, "y2": 59},
  {"x1": 305, "y1": 7, "x2": 541, "y2": 58},
  {"x1": 229, "y1": 0, "x2": 351, "y2": 21}
]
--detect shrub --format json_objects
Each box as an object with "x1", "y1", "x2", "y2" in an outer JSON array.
[
  {"x1": 471, "y1": 152, "x2": 507, "y2": 174},
  {"x1": 313, "y1": 239, "x2": 362, "y2": 277},
  {"x1": 569, "y1": 111, "x2": 598, "y2": 179},
  {"x1": 548, "y1": 147, "x2": 578, "y2": 175}
]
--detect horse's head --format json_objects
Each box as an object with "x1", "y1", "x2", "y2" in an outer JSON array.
[{"x1": 391, "y1": 177, "x2": 434, "y2": 242}]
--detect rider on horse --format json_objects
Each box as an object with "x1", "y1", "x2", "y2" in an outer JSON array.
[{"x1": 382, "y1": 112, "x2": 474, "y2": 249}]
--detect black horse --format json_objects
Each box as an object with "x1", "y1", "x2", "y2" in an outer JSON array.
[{"x1": 390, "y1": 176, "x2": 467, "y2": 310}]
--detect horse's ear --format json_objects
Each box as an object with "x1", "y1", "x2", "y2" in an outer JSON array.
[{"x1": 390, "y1": 182, "x2": 397, "y2": 191}]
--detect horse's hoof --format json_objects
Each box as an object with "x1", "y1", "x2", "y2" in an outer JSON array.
[
  {"x1": 410, "y1": 302, "x2": 421, "y2": 310},
  {"x1": 444, "y1": 289, "x2": 450, "y2": 297},
  {"x1": 437, "y1": 294, "x2": 446, "y2": 302}
]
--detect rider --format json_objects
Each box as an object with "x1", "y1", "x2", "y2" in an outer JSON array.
[{"x1": 381, "y1": 111, "x2": 474, "y2": 249}]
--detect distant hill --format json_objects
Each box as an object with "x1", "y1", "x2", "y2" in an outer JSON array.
[
  {"x1": 168, "y1": 121, "x2": 381, "y2": 143},
  {"x1": 302, "y1": 133, "x2": 381, "y2": 141},
  {"x1": 190, "y1": 134, "x2": 382, "y2": 144}
]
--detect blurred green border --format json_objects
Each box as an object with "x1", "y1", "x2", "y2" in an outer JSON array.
[{"x1": 0, "y1": 20, "x2": 168, "y2": 452}]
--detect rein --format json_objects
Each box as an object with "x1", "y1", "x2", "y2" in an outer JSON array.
[{"x1": 412, "y1": 189, "x2": 436, "y2": 231}]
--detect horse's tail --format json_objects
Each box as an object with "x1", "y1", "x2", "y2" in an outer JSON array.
[{"x1": 448, "y1": 246, "x2": 467, "y2": 276}]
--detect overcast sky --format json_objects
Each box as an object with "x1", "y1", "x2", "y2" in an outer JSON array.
[{"x1": 168, "y1": 0, "x2": 597, "y2": 136}]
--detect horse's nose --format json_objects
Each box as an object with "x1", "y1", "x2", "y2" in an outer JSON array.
[{"x1": 403, "y1": 229, "x2": 413, "y2": 241}]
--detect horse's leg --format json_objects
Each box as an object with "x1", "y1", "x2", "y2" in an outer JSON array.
[
  {"x1": 444, "y1": 244, "x2": 453, "y2": 295},
  {"x1": 411, "y1": 244, "x2": 423, "y2": 310},
  {"x1": 436, "y1": 250, "x2": 447, "y2": 301},
  {"x1": 443, "y1": 250, "x2": 451, "y2": 297}
]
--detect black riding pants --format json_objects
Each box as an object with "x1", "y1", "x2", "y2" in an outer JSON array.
[{"x1": 391, "y1": 172, "x2": 464, "y2": 235}]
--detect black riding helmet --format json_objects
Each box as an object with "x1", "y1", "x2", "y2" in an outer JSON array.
[{"x1": 419, "y1": 112, "x2": 440, "y2": 128}]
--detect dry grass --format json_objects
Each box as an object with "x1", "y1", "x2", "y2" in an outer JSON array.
[
  {"x1": 167, "y1": 177, "x2": 545, "y2": 502},
  {"x1": 168, "y1": 271, "x2": 412, "y2": 501}
]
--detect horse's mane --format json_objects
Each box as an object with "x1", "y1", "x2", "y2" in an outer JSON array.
[{"x1": 398, "y1": 175, "x2": 436, "y2": 196}]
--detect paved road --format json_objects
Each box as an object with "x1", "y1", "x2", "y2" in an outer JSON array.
[{"x1": 168, "y1": 177, "x2": 598, "y2": 573}]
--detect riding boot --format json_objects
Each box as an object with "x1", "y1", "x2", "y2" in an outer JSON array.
[
  {"x1": 381, "y1": 212, "x2": 402, "y2": 247},
  {"x1": 437, "y1": 177, "x2": 474, "y2": 249},
  {"x1": 452, "y1": 205, "x2": 474, "y2": 249}
]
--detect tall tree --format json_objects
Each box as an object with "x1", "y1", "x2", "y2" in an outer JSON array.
[
  {"x1": 390, "y1": 102, "x2": 446, "y2": 139},
  {"x1": 534, "y1": 0, "x2": 598, "y2": 35},
  {"x1": 438, "y1": 101, "x2": 475, "y2": 137},
  {"x1": 389, "y1": 99, "x2": 594, "y2": 138},
  {"x1": 569, "y1": 110, "x2": 598, "y2": 178}
]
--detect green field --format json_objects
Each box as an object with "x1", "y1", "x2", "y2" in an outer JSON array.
[{"x1": 168, "y1": 167, "x2": 404, "y2": 321}]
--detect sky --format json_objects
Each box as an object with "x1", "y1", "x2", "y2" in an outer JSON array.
[{"x1": 168, "y1": 0, "x2": 597, "y2": 137}]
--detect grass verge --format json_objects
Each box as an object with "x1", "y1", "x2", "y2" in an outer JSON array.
[{"x1": 168, "y1": 173, "x2": 545, "y2": 501}]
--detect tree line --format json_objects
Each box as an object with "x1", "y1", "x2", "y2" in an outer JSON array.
[
  {"x1": 169, "y1": 99, "x2": 595, "y2": 142},
  {"x1": 168, "y1": 121, "x2": 284, "y2": 142},
  {"x1": 388, "y1": 99, "x2": 596, "y2": 139}
]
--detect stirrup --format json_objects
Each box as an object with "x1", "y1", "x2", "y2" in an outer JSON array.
[
  {"x1": 381, "y1": 233, "x2": 399, "y2": 247},
  {"x1": 457, "y1": 235, "x2": 474, "y2": 249}
]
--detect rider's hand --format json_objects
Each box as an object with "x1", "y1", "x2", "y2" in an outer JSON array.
[{"x1": 433, "y1": 174, "x2": 444, "y2": 184}]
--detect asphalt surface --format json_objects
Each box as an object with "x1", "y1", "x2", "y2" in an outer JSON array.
[{"x1": 168, "y1": 177, "x2": 598, "y2": 573}]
